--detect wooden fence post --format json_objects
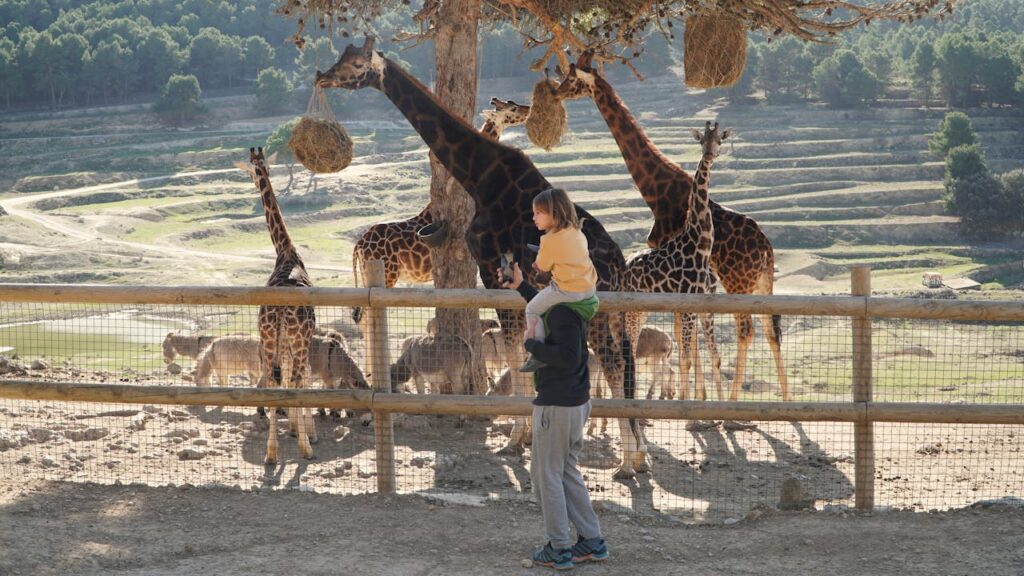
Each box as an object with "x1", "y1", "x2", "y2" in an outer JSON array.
[
  {"x1": 366, "y1": 260, "x2": 395, "y2": 494},
  {"x1": 851, "y1": 266, "x2": 874, "y2": 511}
]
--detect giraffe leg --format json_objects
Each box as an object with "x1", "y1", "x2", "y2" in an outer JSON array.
[
  {"x1": 674, "y1": 313, "x2": 692, "y2": 400},
  {"x1": 701, "y1": 313, "x2": 725, "y2": 401},
  {"x1": 599, "y1": 314, "x2": 645, "y2": 478},
  {"x1": 258, "y1": 360, "x2": 278, "y2": 465},
  {"x1": 760, "y1": 314, "x2": 790, "y2": 401},
  {"x1": 730, "y1": 314, "x2": 755, "y2": 401},
  {"x1": 688, "y1": 315, "x2": 706, "y2": 401},
  {"x1": 497, "y1": 314, "x2": 531, "y2": 455}
]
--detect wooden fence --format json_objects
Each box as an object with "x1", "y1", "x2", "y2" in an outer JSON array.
[{"x1": 1, "y1": 264, "x2": 1023, "y2": 510}]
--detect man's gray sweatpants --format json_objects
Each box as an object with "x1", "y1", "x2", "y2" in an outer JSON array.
[{"x1": 531, "y1": 402, "x2": 602, "y2": 549}]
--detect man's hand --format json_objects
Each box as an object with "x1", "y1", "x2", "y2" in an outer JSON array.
[{"x1": 498, "y1": 262, "x2": 523, "y2": 289}]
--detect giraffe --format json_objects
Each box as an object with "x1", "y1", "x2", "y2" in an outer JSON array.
[
  {"x1": 556, "y1": 53, "x2": 789, "y2": 402},
  {"x1": 350, "y1": 100, "x2": 530, "y2": 325},
  {"x1": 479, "y1": 97, "x2": 531, "y2": 140},
  {"x1": 622, "y1": 121, "x2": 729, "y2": 402},
  {"x1": 236, "y1": 147, "x2": 317, "y2": 464},
  {"x1": 317, "y1": 38, "x2": 647, "y2": 479}
]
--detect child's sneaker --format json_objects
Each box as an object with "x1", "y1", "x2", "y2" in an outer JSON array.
[
  {"x1": 571, "y1": 535, "x2": 609, "y2": 563},
  {"x1": 533, "y1": 542, "x2": 574, "y2": 570},
  {"x1": 518, "y1": 354, "x2": 547, "y2": 373}
]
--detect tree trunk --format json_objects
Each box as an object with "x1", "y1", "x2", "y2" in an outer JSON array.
[{"x1": 429, "y1": 0, "x2": 487, "y2": 394}]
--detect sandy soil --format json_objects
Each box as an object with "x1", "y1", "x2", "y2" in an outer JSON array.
[{"x1": 1, "y1": 479, "x2": 1023, "y2": 576}]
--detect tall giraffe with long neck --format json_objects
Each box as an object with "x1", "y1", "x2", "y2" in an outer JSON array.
[
  {"x1": 621, "y1": 122, "x2": 728, "y2": 401},
  {"x1": 236, "y1": 147, "x2": 317, "y2": 464},
  {"x1": 557, "y1": 53, "x2": 789, "y2": 402},
  {"x1": 350, "y1": 99, "x2": 531, "y2": 326},
  {"x1": 317, "y1": 38, "x2": 647, "y2": 478}
]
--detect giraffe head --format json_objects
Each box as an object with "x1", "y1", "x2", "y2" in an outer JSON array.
[
  {"x1": 692, "y1": 121, "x2": 732, "y2": 159},
  {"x1": 480, "y1": 97, "x2": 531, "y2": 134},
  {"x1": 554, "y1": 52, "x2": 597, "y2": 101},
  {"x1": 235, "y1": 146, "x2": 274, "y2": 183},
  {"x1": 316, "y1": 37, "x2": 386, "y2": 91}
]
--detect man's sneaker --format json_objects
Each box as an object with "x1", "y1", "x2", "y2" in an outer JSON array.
[
  {"x1": 533, "y1": 542, "x2": 574, "y2": 570},
  {"x1": 571, "y1": 535, "x2": 609, "y2": 563},
  {"x1": 518, "y1": 355, "x2": 547, "y2": 373}
]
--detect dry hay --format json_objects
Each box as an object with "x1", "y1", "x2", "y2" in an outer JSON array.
[
  {"x1": 289, "y1": 87, "x2": 353, "y2": 173},
  {"x1": 525, "y1": 78, "x2": 567, "y2": 151},
  {"x1": 684, "y1": 15, "x2": 747, "y2": 89}
]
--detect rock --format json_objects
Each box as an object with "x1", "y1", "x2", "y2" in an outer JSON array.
[
  {"x1": 27, "y1": 428, "x2": 54, "y2": 443},
  {"x1": 16, "y1": 454, "x2": 31, "y2": 464},
  {"x1": 177, "y1": 448, "x2": 206, "y2": 460},
  {"x1": 40, "y1": 455, "x2": 58, "y2": 468},
  {"x1": 166, "y1": 363, "x2": 183, "y2": 375},
  {"x1": 164, "y1": 429, "x2": 200, "y2": 440},
  {"x1": 128, "y1": 412, "x2": 150, "y2": 431},
  {"x1": 723, "y1": 517, "x2": 741, "y2": 525},
  {"x1": 30, "y1": 359, "x2": 50, "y2": 370},
  {"x1": 916, "y1": 443, "x2": 942, "y2": 455},
  {"x1": 0, "y1": 429, "x2": 27, "y2": 451},
  {"x1": 779, "y1": 477, "x2": 814, "y2": 511},
  {"x1": 63, "y1": 427, "x2": 109, "y2": 442},
  {"x1": 521, "y1": 559, "x2": 533, "y2": 568}
]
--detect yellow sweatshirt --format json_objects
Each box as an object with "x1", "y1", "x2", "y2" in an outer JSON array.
[{"x1": 535, "y1": 227, "x2": 598, "y2": 293}]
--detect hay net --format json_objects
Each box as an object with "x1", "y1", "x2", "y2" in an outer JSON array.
[
  {"x1": 525, "y1": 77, "x2": 568, "y2": 151},
  {"x1": 683, "y1": 15, "x2": 747, "y2": 89},
  {"x1": 289, "y1": 86, "x2": 354, "y2": 173}
]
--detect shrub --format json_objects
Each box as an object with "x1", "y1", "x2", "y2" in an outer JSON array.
[{"x1": 928, "y1": 111, "x2": 977, "y2": 158}]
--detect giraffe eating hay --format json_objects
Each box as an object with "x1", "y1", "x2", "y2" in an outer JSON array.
[
  {"x1": 236, "y1": 147, "x2": 317, "y2": 464},
  {"x1": 317, "y1": 38, "x2": 648, "y2": 479},
  {"x1": 349, "y1": 100, "x2": 530, "y2": 326}
]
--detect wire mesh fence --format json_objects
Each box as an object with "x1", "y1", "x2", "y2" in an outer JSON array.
[{"x1": 1, "y1": 289, "x2": 1023, "y2": 523}]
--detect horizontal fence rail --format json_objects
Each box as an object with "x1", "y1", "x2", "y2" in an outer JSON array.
[
  {"x1": 3, "y1": 283, "x2": 1024, "y2": 320},
  {"x1": 3, "y1": 381, "x2": 1023, "y2": 424}
]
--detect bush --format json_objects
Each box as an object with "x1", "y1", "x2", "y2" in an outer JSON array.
[
  {"x1": 928, "y1": 111, "x2": 978, "y2": 158},
  {"x1": 943, "y1": 144, "x2": 988, "y2": 188},
  {"x1": 254, "y1": 67, "x2": 293, "y2": 114},
  {"x1": 946, "y1": 172, "x2": 1020, "y2": 237},
  {"x1": 153, "y1": 74, "x2": 205, "y2": 126}
]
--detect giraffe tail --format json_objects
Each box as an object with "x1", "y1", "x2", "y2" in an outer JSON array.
[{"x1": 772, "y1": 314, "x2": 782, "y2": 344}]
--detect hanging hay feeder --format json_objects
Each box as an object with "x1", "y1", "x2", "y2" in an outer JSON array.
[
  {"x1": 684, "y1": 15, "x2": 748, "y2": 89},
  {"x1": 289, "y1": 87, "x2": 353, "y2": 173},
  {"x1": 525, "y1": 78, "x2": 568, "y2": 151}
]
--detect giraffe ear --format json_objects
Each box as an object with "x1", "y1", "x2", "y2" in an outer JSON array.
[
  {"x1": 721, "y1": 129, "x2": 733, "y2": 141},
  {"x1": 692, "y1": 129, "x2": 702, "y2": 141},
  {"x1": 267, "y1": 151, "x2": 279, "y2": 165},
  {"x1": 234, "y1": 160, "x2": 254, "y2": 174}
]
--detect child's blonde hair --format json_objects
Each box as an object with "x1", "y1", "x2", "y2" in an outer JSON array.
[{"x1": 532, "y1": 188, "x2": 580, "y2": 231}]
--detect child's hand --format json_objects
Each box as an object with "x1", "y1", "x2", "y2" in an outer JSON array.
[
  {"x1": 498, "y1": 262, "x2": 523, "y2": 289},
  {"x1": 532, "y1": 261, "x2": 540, "y2": 271}
]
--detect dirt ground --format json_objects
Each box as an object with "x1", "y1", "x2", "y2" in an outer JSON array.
[{"x1": 1, "y1": 479, "x2": 1023, "y2": 576}]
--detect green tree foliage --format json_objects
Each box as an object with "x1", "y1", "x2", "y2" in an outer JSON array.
[
  {"x1": 154, "y1": 73, "x2": 205, "y2": 126},
  {"x1": 265, "y1": 116, "x2": 301, "y2": 190},
  {"x1": 136, "y1": 28, "x2": 183, "y2": 92},
  {"x1": 946, "y1": 171, "x2": 1021, "y2": 237},
  {"x1": 936, "y1": 33, "x2": 979, "y2": 107},
  {"x1": 188, "y1": 27, "x2": 243, "y2": 89},
  {"x1": 242, "y1": 35, "x2": 275, "y2": 80},
  {"x1": 910, "y1": 41, "x2": 936, "y2": 105},
  {"x1": 255, "y1": 66, "x2": 292, "y2": 114},
  {"x1": 812, "y1": 49, "x2": 882, "y2": 108},
  {"x1": 760, "y1": 37, "x2": 814, "y2": 103},
  {"x1": 943, "y1": 144, "x2": 988, "y2": 193},
  {"x1": 928, "y1": 111, "x2": 978, "y2": 158}
]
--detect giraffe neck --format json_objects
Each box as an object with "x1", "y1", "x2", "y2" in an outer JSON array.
[
  {"x1": 377, "y1": 58, "x2": 547, "y2": 207},
  {"x1": 591, "y1": 73, "x2": 694, "y2": 211},
  {"x1": 687, "y1": 152, "x2": 716, "y2": 257},
  {"x1": 257, "y1": 166, "x2": 295, "y2": 257},
  {"x1": 412, "y1": 203, "x2": 434, "y2": 226}
]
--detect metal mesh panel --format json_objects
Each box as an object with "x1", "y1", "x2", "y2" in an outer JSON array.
[{"x1": 1, "y1": 299, "x2": 1022, "y2": 523}]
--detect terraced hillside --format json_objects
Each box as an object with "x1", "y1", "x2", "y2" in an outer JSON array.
[{"x1": 1, "y1": 70, "x2": 1023, "y2": 293}]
